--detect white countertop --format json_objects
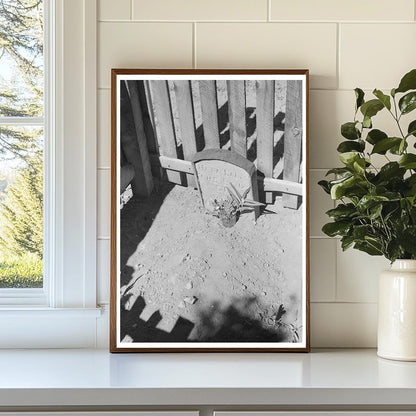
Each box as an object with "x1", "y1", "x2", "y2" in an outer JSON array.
[{"x1": 0, "y1": 348, "x2": 416, "y2": 407}]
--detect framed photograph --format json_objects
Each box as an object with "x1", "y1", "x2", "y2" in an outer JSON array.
[{"x1": 110, "y1": 69, "x2": 310, "y2": 352}]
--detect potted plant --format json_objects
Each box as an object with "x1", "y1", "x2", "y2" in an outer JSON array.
[
  {"x1": 213, "y1": 184, "x2": 264, "y2": 228},
  {"x1": 319, "y1": 68, "x2": 416, "y2": 361}
]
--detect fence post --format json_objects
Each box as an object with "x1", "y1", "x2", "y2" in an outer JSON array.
[
  {"x1": 120, "y1": 81, "x2": 152, "y2": 197},
  {"x1": 126, "y1": 80, "x2": 154, "y2": 196},
  {"x1": 173, "y1": 80, "x2": 197, "y2": 187},
  {"x1": 283, "y1": 80, "x2": 303, "y2": 209},
  {"x1": 227, "y1": 80, "x2": 247, "y2": 157},
  {"x1": 199, "y1": 80, "x2": 220, "y2": 149},
  {"x1": 256, "y1": 80, "x2": 275, "y2": 204},
  {"x1": 148, "y1": 80, "x2": 184, "y2": 185}
]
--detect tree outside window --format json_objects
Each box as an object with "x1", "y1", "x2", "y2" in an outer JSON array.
[{"x1": 0, "y1": 0, "x2": 44, "y2": 288}]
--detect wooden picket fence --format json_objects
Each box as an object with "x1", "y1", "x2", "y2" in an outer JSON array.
[{"x1": 121, "y1": 79, "x2": 303, "y2": 209}]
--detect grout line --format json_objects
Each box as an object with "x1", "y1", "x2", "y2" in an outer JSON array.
[
  {"x1": 311, "y1": 301, "x2": 378, "y2": 305},
  {"x1": 97, "y1": 236, "x2": 111, "y2": 240},
  {"x1": 336, "y1": 23, "x2": 340, "y2": 90},
  {"x1": 97, "y1": 19, "x2": 415, "y2": 24},
  {"x1": 192, "y1": 22, "x2": 197, "y2": 69},
  {"x1": 267, "y1": 0, "x2": 271, "y2": 22},
  {"x1": 130, "y1": 0, "x2": 133, "y2": 20},
  {"x1": 309, "y1": 235, "x2": 338, "y2": 239},
  {"x1": 98, "y1": 167, "x2": 111, "y2": 170},
  {"x1": 333, "y1": 230, "x2": 338, "y2": 301},
  {"x1": 98, "y1": 19, "x2": 268, "y2": 23},
  {"x1": 415, "y1": 0, "x2": 416, "y2": 21}
]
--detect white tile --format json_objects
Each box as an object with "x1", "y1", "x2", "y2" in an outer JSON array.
[
  {"x1": 336, "y1": 245, "x2": 389, "y2": 302},
  {"x1": 132, "y1": 0, "x2": 268, "y2": 21},
  {"x1": 98, "y1": 0, "x2": 131, "y2": 20},
  {"x1": 96, "y1": 304, "x2": 110, "y2": 349},
  {"x1": 98, "y1": 169, "x2": 111, "y2": 238},
  {"x1": 310, "y1": 239, "x2": 336, "y2": 302},
  {"x1": 311, "y1": 302, "x2": 377, "y2": 347},
  {"x1": 340, "y1": 24, "x2": 416, "y2": 90},
  {"x1": 271, "y1": 0, "x2": 414, "y2": 21},
  {"x1": 98, "y1": 89, "x2": 111, "y2": 168},
  {"x1": 97, "y1": 239, "x2": 110, "y2": 304},
  {"x1": 196, "y1": 23, "x2": 337, "y2": 89},
  {"x1": 309, "y1": 90, "x2": 350, "y2": 169},
  {"x1": 309, "y1": 170, "x2": 334, "y2": 237},
  {"x1": 98, "y1": 22, "x2": 193, "y2": 89}
]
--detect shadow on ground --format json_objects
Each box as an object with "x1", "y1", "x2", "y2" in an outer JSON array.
[{"x1": 120, "y1": 293, "x2": 291, "y2": 343}]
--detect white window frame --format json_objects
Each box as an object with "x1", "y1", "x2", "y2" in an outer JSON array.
[{"x1": 0, "y1": 0, "x2": 101, "y2": 348}]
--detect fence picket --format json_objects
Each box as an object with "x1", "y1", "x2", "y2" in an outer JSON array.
[
  {"x1": 125, "y1": 80, "x2": 153, "y2": 196},
  {"x1": 256, "y1": 80, "x2": 275, "y2": 204},
  {"x1": 148, "y1": 80, "x2": 183, "y2": 185},
  {"x1": 283, "y1": 80, "x2": 303, "y2": 209},
  {"x1": 137, "y1": 81, "x2": 157, "y2": 154},
  {"x1": 227, "y1": 80, "x2": 247, "y2": 157},
  {"x1": 120, "y1": 81, "x2": 150, "y2": 197},
  {"x1": 173, "y1": 80, "x2": 197, "y2": 187},
  {"x1": 199, "y1": 80, "x2": 220, "y2": 149}
]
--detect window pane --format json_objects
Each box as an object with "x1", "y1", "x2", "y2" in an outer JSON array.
[
  {"x1": 0, "y1": 0, "x2": 44, "y2": 117},
  {"x1": 0, "y1": 126, "x2": 43, "y2": 288}
]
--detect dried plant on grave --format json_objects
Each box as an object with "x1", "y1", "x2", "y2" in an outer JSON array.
[{"x1": 212, "y1": 184, "x2": 264, "y2": 228}]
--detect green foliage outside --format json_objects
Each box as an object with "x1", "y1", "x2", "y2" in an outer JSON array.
[
  {"x1": 319, "y1": 69, "x2": 416, "y2": 263},
  {"x1": 0, "y1": 0, "x2": 44, "y2": 288},
  {"x1": 0, "y1": 252, "x2": 42, "y2": 288}
]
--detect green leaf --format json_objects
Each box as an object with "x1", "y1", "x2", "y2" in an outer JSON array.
[
  {"x1": 377, "y1": 162, "x2": 406, "y2": 181},
  {"x1": 373, "y1": 89, "x2": 391, "y2": 110},
  {"x1": 352, "y1": 224, "x2": 373, "y2": 239},
  {"x1": 399, "y1": 92, "x2": 416, "y2": 115},
  {"x1": 399, "y1": 154, "x2": 416, "y2": 169},
  {"x1": 341, "y1": 235, "x2": 355, "y2": 251},
  {"x1": 398, "y1": 227, "x2": 416, "y2": 255},
  {"x1": 318, "y1": 180, "x2": 331, "y2": 194},
  {"x1": 395, "y1": 69, "x2": 416, "y2": 94},
  {"x1": 357, "y1": 195, "x2": 389, "y2": 211},
  {"x1": 363, "y1": 116, "x2": 372, "y2": 129},
  {"x1": 360, "y1": 99, "x2": 384, "y2": 119},
  {"x1": 341, "y1": 122, "x2": 360, "y2": 140},
  {"x1": 339, "y1": 151, "x2": 360, "y2": 167},
  {"x1": 386, "y1": 240, "x2": 402, "y2": 263},
  {"x1": 390, "y1": 139, "x2": 408, "y2": 155},
  {"x1": 355, "y1": 88, "x2": 365, "y2": 110},
  {"x1": 322, "y1": 221, "x2": 351, "y2": 237},
  {"x1": 354, "y1": 241, "x2": 383, "y2": 256},
  {"x1": 407, "y1": 120, "x2": 416, "y2": 138},
  {"x1": 330, "y1": 175, "x2": 359, "y2": 200},
  {"x1": 371, "y1": 137, "x2": 402, "y2": 154},
  {"x1": 326, "y1": 203, "x2": 356, "y2": 220},
  {"x1": 353, "y1": 158, "x2": 366, "y2": 174},
  {"x1": 369, "y1": 203, "x2": 383, "y2": 219},
  {"x1": 366, "y1": 129, "x2": 387, "y2": 145},
  {"x1": 337, "y1": 140, "x2": 365, "y2": 153},
  {"x1": 325, "y1": 167, "x2": 352, "y2": 176}
]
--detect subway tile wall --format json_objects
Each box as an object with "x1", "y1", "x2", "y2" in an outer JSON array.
[{"x1": 96, "y1": 0, "x2": 416, "y2": 347}]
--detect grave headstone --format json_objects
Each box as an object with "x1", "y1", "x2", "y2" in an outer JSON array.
[{"x1": 192, "y1": 149, "x2": 260, "y2": 221}]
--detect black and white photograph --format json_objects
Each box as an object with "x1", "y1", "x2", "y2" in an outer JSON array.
[{"x1": 111, "y1": 69, "x2": 309, "y2": 352}]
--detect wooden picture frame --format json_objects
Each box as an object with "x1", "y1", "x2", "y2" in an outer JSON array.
[{"x1": 110, "y1": 69, "x2": 310, "y2": 352}]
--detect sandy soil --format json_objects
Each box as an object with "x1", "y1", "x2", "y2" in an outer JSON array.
[{"x1": 120, "y1": 181, "x2": 303, "y2": 343}]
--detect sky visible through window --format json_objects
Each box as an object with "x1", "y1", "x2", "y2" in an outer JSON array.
[{"x1": 0, "y1": 0, "x2": 44, "y2": 288}]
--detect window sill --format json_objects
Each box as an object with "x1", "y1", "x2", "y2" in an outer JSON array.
[
  {"x1": 0, "y1": 307, "x2": 103, "y2": 348},
  {"x1": 0, "y1": 306, "x2": 102, "y2": 317}
]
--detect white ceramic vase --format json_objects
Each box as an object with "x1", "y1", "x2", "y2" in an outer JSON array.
[{"x1": 378, "y1": 259, "x2": 416, "y2": 361}]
